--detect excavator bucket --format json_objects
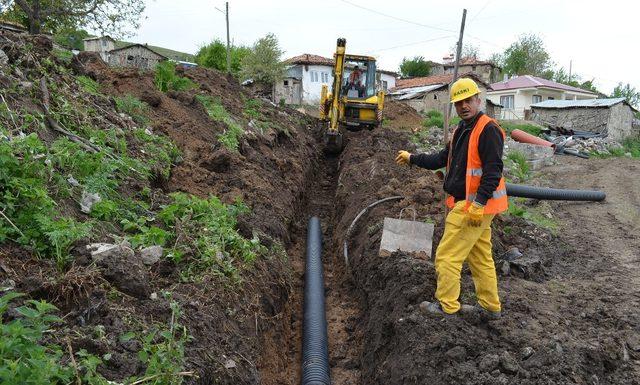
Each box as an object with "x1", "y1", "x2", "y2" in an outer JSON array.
[{"x1": 323, "y1": 130, "x2": 343, "y2": 154}]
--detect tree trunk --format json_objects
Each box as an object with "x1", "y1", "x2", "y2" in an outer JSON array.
[{"x1": 28, "y1": 0, "x2": 42, "y2": 34}]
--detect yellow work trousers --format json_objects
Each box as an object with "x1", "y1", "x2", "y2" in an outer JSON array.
[{"x1": 435, "y1": 200, "x2": 501, "y2": 314}]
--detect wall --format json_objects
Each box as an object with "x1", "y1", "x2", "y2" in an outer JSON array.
[
  {"x1": 444, "y1": 63, "x2": 498, "y2": 83},
  {"x1": 607, "y1": 103, "x2": 636, "y2": 141},
  {"x1": 402, "y1": 85, "x2": 487, "y2": 115},
  {"x1": 488, "y1": 88, "x2": 596, "y2": 120},
  {"x1": 108, "y1": 46, "x2": 164, "y2": 70},
  {"x1": 378, "y1": 73, "x2": 396, "y2": 92},
  {"x1": 274, "y1": 77, "x2": 302, "y2": 105},
  {"x1": 531, "y1": 107, "x2": 610, "y2": 136},
  {"x1": 301, "y1": 64, "x2": 333, "y2": 104},
  {"x1": 84, "y1": 38, "x2": 114, "y2": 62}
]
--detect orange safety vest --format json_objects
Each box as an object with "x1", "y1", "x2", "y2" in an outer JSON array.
[{"x1": 445, "y1": 114, "x2": 508, "y2": 214}]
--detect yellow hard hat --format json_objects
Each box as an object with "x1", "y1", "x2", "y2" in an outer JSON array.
[{"x1": 450, "y1": 77, "x2": 481, "y2": 103}]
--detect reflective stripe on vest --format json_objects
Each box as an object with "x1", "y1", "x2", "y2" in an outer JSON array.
[{"x1": 445, "y1": 114, "x2": 509, "y2": 214}]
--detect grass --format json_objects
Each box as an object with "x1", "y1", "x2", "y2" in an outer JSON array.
[
  {"x1": 499, "y1": 121, "x2": 543, "y2": 137},
  {"x1": 422, "y1": 109, "x2": 461, "y2": 129},
  {"x1": 115, "y1": 94, "x2": 149, "y2": 126},
  {"x1": 505, "y1": 150, "x2": 531, "y2": 182},
  {"x1": 591, "y1": 137, "x2": 640, "y2": 158},
  {"x1": 196, "y1": 95, "x2": 244, "y2": 152},
  {"x1": 243, "y1": 98, "x2": 262, "y2": 120},
  {"x1": 76, "y1": 75, "x2": 101, "y2": 96},
  {"x1": 507, "y1": 197, "x2": 558, "y2": 232}
]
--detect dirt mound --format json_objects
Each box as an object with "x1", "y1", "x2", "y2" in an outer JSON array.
[{"x1": 383, "y1": 100, "x2": 424, "y2": 132}]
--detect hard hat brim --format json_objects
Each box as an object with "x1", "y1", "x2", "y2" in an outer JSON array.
[{"x1": 450, "y1": 89, "x2": 481, "y2": 103}]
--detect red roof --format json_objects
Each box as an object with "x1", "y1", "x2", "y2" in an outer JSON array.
[
  {"x1": 285, "y1": 54, "x2": 334, "y2": 66},
  {"x1": 490, "y1": 75, "x2": 597, "y2": 94},
  {"x1": 393, "y1": 72, "x2": 487, "y2": 91}
]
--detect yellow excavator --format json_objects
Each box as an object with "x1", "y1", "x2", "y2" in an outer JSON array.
[{"x1": 320, "y1": 38, "x2": 385, "y2": 153}]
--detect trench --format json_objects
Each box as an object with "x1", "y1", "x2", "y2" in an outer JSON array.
[{"x1": 258, "y1": 131, "x2": 365, "y2": 385}]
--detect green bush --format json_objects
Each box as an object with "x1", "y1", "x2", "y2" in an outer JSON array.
[
  {"x1": 155, "y1": 61, "x2": 194, "y2": 93},
  {"x1": 425, "y1": 110, "x2": 443, "y2": 119},
  {"x1": 115, "y1": 95, "x2": 149, "y2": 126},
  {"x1": 244, "y1": 98, "x2": 261, "y2": 120},
  {"x1": 506, "y1": 150, "x2": 530, "y2": 182}
]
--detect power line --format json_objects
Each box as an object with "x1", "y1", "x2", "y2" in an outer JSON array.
[
  {"x1": 469, "y1": 0, "x2": 492, "y2": 24},
  {"x1": 339, "y1": 0, "x2": 458, "y2": 33},
  {"x1": 369, "y1": 35, "x2": 455, "y2": 53}
]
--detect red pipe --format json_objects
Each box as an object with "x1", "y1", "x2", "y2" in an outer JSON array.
[{"x1": 510, "y1": 129, "x2": 556, "y2": 149}]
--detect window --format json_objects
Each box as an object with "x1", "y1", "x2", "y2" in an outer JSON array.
[
  {"x1": 532, "y1": 95, "x2": 542, "y2": 104},
  {"x1": 382, "y1": 80, "x2": 388, "y2": 91},
  {"x1": 284, "y1": 80, "x2": 289, "y2": 86},
  {"x1": 321, "y1": 72, "x2": 329, "y2": 83},
  {"x1": 500, "y1": 95, "x2": 514, "y2": 109},
  {"x1": 548, "y1": 96, "x2": 555, "y2": 100},
  {"x1": 434, "y1": 94, "x2": 438, "y2": 100},
  {"x1": 310, "y1": 71, "x2": 319, "y2": 82}
]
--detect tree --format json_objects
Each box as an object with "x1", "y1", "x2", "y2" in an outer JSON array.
[
  {"x1": 611, "y1": 82, "x2": 640, "y2": 108},
  {"x1": 53, "y1": 27, "x2": 89, "y2": 50},
  {"x1": 502, "y1": 34, "x2": 553, "y2": 77},
  {"x1": 399, "y1": 56, "x2": 431, "y2": 78},
  {"x1": 240, "y1": 33, "x2": 285, "y2": 86},
  {"x1": 195, "y1": 39, "x2": 251, "y2": 77},
  {"x1": 0, "y1": 0, "x2": 145, "y2": 37},
  {"x1": 451, "y1": 43, "x2": 480, "y2": 60}
]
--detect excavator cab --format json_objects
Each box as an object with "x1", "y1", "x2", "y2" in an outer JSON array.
[{"x1": 320, "y1": 38, "x2": 385, "y2": 154}]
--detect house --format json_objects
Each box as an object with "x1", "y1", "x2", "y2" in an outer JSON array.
[
  {"x1": 83, "y1": 36, "x2": 115, "y2": 62},
  {"x1": 388, "y1": 73, "x2": 490, "y2": 115},
  {"x1": 488, "y1": 75, "x2": 598, "y2": 120},
  {"x1": 530, "y1": 98, "x2": 639, "y2": 141},
  {"x1": 273, "y1": 53, "x2": 397, "y2": 105},
  {"x1": 107, "y1": 44, "x2": 167, "y2": 70},
  {"x1": 443, "y1": 57, "x2": 501, "y2": 84}
]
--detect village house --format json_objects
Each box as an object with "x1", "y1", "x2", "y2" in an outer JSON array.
[
  {"x1": 488, "y1": 75, "x2": 598, "y2": 120},
  {"x1": 273, "y1": 54, "x2": 397, "y2": 105},
  {"x1": 442, "y1": 57, "x2": 501, "y2": 84},
  {"x1": 388, "y1": 73, "x2": 492, "y2": 116},
  {"x1": 530, "y1": 98, "x2": 639, "y2": 141}
]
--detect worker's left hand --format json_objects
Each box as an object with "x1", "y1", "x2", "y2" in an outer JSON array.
[
  {"x1": 395, "y1": 150, "x2": 411, "y2": 165},
  {"x1": 466, "y1": 201, "x2": 485, "y2": 227}
]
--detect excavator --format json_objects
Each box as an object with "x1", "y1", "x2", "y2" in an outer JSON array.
[{"x1": 320, "y1": 38, "x2": 385, "y2": 153}]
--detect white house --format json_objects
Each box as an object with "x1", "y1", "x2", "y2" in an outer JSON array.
[
  {"x1": 274, "y1": 54, "x2": 397, "y2": 106},
  {"x1": 487, "y1": 75, "x2": 597, "y2": 120}
]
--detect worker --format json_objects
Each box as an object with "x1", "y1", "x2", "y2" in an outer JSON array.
[
  {"x1": 347, "y1": 65, "x2": 364, "y2": 97},
  {"x1": 395, "y1": 77, "x2": 508, "y2": 320}
]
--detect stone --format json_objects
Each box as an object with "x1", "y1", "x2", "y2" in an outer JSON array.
[
  {"x1": 478, "y1": 353, "x2": 500, "y2": 372},
  {"x1": 140, "y1": 245, "x2": 163, "y2": 265},
  {"x1": 521, "y1": 346, "x2": 535, "y2": 359},
  {"x1": 150, "y1": 292, "x2": 158, "y2": 300},
  {"x1": 88, "y1": 243, "x2": 121, "y2": 261},
  {"x1": 626, "y1": 335, "x2": 640, "y2": 352},
  {"x1": 224, "y1": 358, "x2": 236, "y2": 369},
  {"x1": 0, "y1": 279, "x2": 16, "y2": 291},
  {"x1": 67, "y1": 175, "x2": 80, "y2": 187},
  {"x1": 499, "y1": 351, "x2": 519, "y2": 374},
  {"x1": 502, "y1": 247, "x2": 522, "y2": 261},
  {"x1": 0, "y1": 49, "x2": 8, "y2": 66},
  {"x1": 499, "y1": 260, "x2": 510, "y2": 276},
  {"x1": 95, "y1": 244, "x2": 150, "y2": 299},
  {"x1": 445, "y1": 346, "x2": 467, "y2": 362},
  {"x1": 509, "y1": 256, "x2": 544, "y2": 281},
  {"x1": 80, "y1": 191, "x2": 101, "y2": 213}
]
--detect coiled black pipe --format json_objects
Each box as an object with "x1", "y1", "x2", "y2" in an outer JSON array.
[
  {"x1": 506, "y1": 183, "x2": 606, "y2": 201},
  {"x1": 302, "y1": 217, "x2": 330, "y2": 385}
]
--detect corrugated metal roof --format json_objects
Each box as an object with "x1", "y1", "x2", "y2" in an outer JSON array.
[
  {"x1": 389, "y1": 84, "x2": 446, "y2": 100},
  {"x1": 531, "y1": 98, "x2": 626, "y2": 109}
]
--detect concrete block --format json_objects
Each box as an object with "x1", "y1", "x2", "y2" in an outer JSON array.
[{"x1": 379, "y1": 217, "x2": 434, "y2": 259}]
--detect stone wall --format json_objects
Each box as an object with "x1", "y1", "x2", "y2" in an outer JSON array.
[
  {"x1": 607, "y1": 103, "x2": 636, "y2": 141},
  {"x1": 531, "y1": 107, "x2": 610, "y2": 135}
]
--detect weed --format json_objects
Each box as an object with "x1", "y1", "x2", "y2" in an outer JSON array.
[
  {"x1": 196, "y1": 95, "x2": 245, "y2": 152},
  {"x1": 507, "y1": 198, "x2": 558, "y2": 232},
  {"x1": 155, "y1": 61, "x2": 194, "y2": 93},
  {"x1": 505, "y1": 150, "x2": 530, "y2": 182},
  {"x1": 53, "y1": 48, "x2": 73, "y2": 64},
  {"x1": 158, "y1": 193, "x2": 264, "y2": 281},
  {"x1": 243, "y1": 98, "x2": 262, "y2": 120},
  {"x1": 115, "y1": 95, "x2": 149, "y2": 126},
  {"x1": 76, "y1": 75, "x2": 101, "y2": 96},
  {"x1": 410, "y1": 127, "x2": 430, "y2": 146},
  {"x1": 591, "y1": 137, "x2": 640, "y2": 158},
  {"x1": 133, "y1": 128, "x2": 181, "y2": 180}
]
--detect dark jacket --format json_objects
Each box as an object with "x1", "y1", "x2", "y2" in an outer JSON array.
[{"x1": 409, "y1": 112, "x2": 504, "y2": 205}]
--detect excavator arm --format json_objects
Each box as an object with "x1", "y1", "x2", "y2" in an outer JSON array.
[{"x1": 323, "y1": 38, "x2": 346, "y2": 154}]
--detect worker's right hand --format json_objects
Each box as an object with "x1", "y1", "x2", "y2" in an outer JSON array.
[{"x1": 395, "y1": 150, "x2": 411, "y2": 165}]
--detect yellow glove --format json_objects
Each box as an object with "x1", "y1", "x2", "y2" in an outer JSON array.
[
  {"x1": 466, "y1": 201, "x2": 485, "y2": 227},
  {"x1": 395, "y1": 150, "x2": 411, "y2": 165}
]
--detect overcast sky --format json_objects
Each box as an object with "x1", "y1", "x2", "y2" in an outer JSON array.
[{"x1": 127, "y1": 0, "x2": 635, "y2": 94}]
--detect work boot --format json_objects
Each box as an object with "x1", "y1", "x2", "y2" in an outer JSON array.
[
  {"x1": 460, "y1": 304, "x2": 502, "y2": 320},
  {"x1": 419, "y1": 301, "x2": 453, "y2": 317}
]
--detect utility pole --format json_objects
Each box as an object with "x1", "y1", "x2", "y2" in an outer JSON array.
[
  {"x1": 568, "y1": 60, "x2": 572, "y2": 83},
  {"x1": 225, "y1": 2, "x2": 231, "y2": 75},
  {"x1": 443, "y1": 8, "x2": 466, "y2": 215},
  {"x1": 444, "y1": 8, "x2": 467, "y2": 145}
]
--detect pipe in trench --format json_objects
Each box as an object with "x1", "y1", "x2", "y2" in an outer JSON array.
[{"x1": 301, "y1": 217, "x2": 330, "y2": 385}]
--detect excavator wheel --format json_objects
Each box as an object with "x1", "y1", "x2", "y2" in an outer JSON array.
[{"x1": 323, "y1": 131, "x2": 344, "y2": 154}]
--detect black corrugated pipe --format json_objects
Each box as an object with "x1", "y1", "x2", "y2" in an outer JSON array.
[
  {"x1": 506, "y1": 183, "x2": 606, "y2": 201},
  {"x1": 302, "y1": 217, "x2": 331, "y2": 385}
]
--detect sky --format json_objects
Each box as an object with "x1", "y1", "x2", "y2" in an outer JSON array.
[{"x1": 124, "y1": 0, "x2": 636, "y2": 95}]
